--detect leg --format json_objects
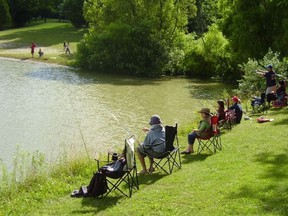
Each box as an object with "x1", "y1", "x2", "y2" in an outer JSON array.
[
  {"x1": 182, "y1": 132, "x2": 197, "y2": 154},
  {"x1": 148, "y1": 157, "x2": 155, "y2": 172},
  {"x1": 188, "y1": 132, "x2": 197, "y2": 152},
  {"x1": 136, "y1": 147, "x2": 147, "y2": 173}
]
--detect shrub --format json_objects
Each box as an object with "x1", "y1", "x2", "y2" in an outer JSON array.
[{"x1": 238, "y1": 48, "x2": 288, "y2": 98}]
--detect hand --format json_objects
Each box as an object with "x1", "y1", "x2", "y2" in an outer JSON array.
[{"x1": 142, "y1": 127, "x2": 150, "y2": 132}]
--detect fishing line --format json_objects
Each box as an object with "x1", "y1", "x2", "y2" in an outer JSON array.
[
  {"x1": 196, "y1": 98, "x2": 205, "y2": 108},
  {"x1": 128, "y1": 86, "x2": 151, "y2": 118},
  {"x1": 100, "y1": 98, "x2": 144, "y2": 144},
  {"x1": 67, "y1": 90, "x2": 91, "y2": 161}
]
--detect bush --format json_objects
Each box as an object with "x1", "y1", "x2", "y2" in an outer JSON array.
[
  {"x1": 77, "y1": 22, "x2": 172, "y2": 77},
  {"x1": 183, "y1": 24, "x2": 233, "y2": 79},
  {"x1": 238, "y1": 48, "x2": 288, "y2": 98}
]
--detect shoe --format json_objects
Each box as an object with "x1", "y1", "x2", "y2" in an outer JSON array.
[
  {"x1": 148, "y1": 167, "x2": 155, "y2": 173},
  {"x1": 181, "y1": 151, "x2": 191, "y2": 155},
  {"x1": 137, "y1": 170, "x2": 147, "y2": 175}
]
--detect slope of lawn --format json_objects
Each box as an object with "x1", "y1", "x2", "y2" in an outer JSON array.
[
  {"x1": 0, "y1": 19, "x2": 87, "y2": 65},
  {"x1": 1, "y1": 107, "x2": 287, "y2": 216}
]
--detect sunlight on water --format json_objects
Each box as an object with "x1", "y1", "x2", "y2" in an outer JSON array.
[{"x1": 0, "y1": 58, "x2": 233, "y2": 170}]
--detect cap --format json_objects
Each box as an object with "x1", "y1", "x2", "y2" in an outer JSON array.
[
  {"x1": 232, "y1": 96, "x2": 239, "y2": 103},
  {"x1": 198, "y1": 108, "x2": 211, "y2": 115},
  {"x1": 149, "y1": 115, "x2": 162, "y2": 125},
  {"x1": 266, "y1": 64, "x2": 273, "y2": 68}
]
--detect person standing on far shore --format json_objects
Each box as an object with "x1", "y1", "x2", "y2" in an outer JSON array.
[
  {"x1": 65, "y1": 42, "x2": 71, "y2": 54},
  {"x1": 30, "y1": 42, "x2": 36, "y2": 58}
]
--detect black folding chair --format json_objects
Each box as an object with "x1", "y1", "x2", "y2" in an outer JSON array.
[
  {"x1": 144, "y1": 124, "x2": 181, "y2": 174},
  {"x1": 97, "y1": 135, "x2": 139, "y2": 197},
  {"x1": 197, "y1": 116, "x2": 222, "y2": 154}
]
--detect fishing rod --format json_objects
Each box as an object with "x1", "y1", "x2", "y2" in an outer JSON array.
[
  {"x1": 67, "y1": 91, "x2": 92, "y2": 161},
  {"x1": 255, "y1": 66, "x2": 288, "y2": 80}
]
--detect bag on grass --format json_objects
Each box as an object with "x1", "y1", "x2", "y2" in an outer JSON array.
[{"x1": 71, "y1": 171, "x2": 107, "y2": 198}]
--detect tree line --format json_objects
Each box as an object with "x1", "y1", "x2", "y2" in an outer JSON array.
[
  {"x1": 77, "y1": 0, "x2": 288, "y2": 81},
  {"x1": 1, "y1": 0, "x2": 288, "y2": 82},
  {"x1": 0, "y1": 0, "x2": 86, "y2": 29}
]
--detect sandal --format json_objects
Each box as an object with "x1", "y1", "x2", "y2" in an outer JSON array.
[
  {"x1": 149, "y1": 167, "x2": 155, "y2": 173},
  {"x1": 181, "y1": 151, "x2": 191, "y2": 155}
]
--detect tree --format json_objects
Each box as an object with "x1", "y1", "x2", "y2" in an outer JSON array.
[
  {"x1": 61, "y1": 0, "x2": 86, "y2": 27},
  {"x1": 0, "y1": 0, "x2": 11, "y2": 30},
  {"x1": 221, "y1": 0, "x2": 288, "y2": 62},
  {"x1": 9, "y1": 0, "x2": 40, "y2": 27},
  {"x1": 77, "y1": 0, "x2": 196, "y2": 77}
]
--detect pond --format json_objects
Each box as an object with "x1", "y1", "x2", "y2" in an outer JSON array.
[{"x1": 0, "y1": 58, "x2": 233, "y2": 170}]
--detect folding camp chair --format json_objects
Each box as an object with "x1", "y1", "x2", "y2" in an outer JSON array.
[
  {"x1": 219, "y1": 109, "x2": 236, "y2": 131},
  {"x1": 144, "y1": 124, "x2": 181, "y2": 174},
  {"x1": 97, "y1": 135, "x2": 139, "y2": 197},
  {"x1": 197, "y1": 115, "x2": 222, "y2": 154}
]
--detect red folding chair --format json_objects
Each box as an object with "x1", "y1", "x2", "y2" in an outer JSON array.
[{"x1": 197, "y1": 115, "x2": 222, "y2": 154}]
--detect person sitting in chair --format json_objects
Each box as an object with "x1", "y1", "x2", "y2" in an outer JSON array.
[
  {"x1": 229, "y1": 96, "x2": 243, "y2": 124},
  {"x1": 276, "y1": 80, "x2": 286, "y2": 101},
  {"x1": 181, "y1": 108, "x2": 213, "y2": 154},
  {"x1": 38, "y1": 48, "x2": 44, "y2": 58},
  {"x1": 137, "y1": 115, "x2": 166, "y2": 174},
  {"x1": 216, "y1": 100, "x2": 226, "y2": 121}
]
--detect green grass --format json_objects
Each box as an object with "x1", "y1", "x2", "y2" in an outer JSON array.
[
  {"x1": 0, "y1": 19, "x2": 87, "y2": 65},
  {"x1": 1, "y1": 107, "x2": 287, "y2": 215},
  {"x1": 0, "y1": 21, "x2": 287, "y2": 215}
]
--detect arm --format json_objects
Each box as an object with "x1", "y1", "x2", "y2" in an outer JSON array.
[
  {"x1": 255, "y1": 70, "x2": 265, "y2": 76},
  {"x1": 193, "y1": 121, "x2": 206, "y2": 132},
  {"x1": 142, "y1": 127, "x2": 150, "y2": 132}
]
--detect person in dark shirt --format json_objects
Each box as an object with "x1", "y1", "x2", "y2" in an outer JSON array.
[
  {"x1": 229, "y1": 96, "x2": 243, "y2": 124},
  {"x1": 276, "y1": 80, "x2": 286, "y2": 101},
  {"x1": 256, "y1": 64, "x2": 277, "y2": 95},
  {"x1": 216, "y1": 100, "x2": 226, "y2": 121}
]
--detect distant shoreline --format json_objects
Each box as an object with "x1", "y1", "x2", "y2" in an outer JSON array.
[{"x1": 0, "y1": 56, "x2": 73, "y2": 69}]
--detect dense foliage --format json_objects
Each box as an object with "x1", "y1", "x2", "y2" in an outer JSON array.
[
  {"x1": 0, "y1": 0, "x2": 11, "y2": 30},
  {"x1": 77, "y1": 0, "x2": 196, "y2": 76},
  {"x1": 60, "y1": 0, "x2": 86, "y2": 27},
  {"x1": 2, "y1": 0, "x2": 288, "y2": 82},
  {"x1": 77, "y1": 0, "x2": 288, "y2": 79},
  {"x1": 238, "y1": 49, "x2": 288, "y2": 98}
]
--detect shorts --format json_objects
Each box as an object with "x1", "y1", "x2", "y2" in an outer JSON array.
[
  {"x1": 137, "y1": 145, "x2": 163, "y2": 158},
  {"x1": 266, "y1": 86, "x2": 277, "y2": 95}
]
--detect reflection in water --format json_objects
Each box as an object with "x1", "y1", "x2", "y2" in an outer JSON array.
[{"x1": 0, "y1": 58, "x2": 233, "y2": 170}]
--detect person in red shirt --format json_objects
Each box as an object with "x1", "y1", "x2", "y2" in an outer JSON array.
[{"x1": 30, "y1": 42, "x2": 36, "y2": 58}]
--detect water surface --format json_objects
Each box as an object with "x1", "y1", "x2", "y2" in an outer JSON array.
[{"x1": 0, "y1": 58, "x2": 232, "y2": 169}]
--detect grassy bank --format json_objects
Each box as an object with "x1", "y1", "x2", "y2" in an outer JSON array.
[
  {"x1": 0, "y1": 19, "x2": 87, "y2": 65},
  {"x1": 1, "y1": 108, "x2": 287, "y2": 215}
]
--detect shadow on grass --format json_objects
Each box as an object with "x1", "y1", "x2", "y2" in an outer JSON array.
[
  {"x1": 138, "y1": 172, "x2": 166, "y2": 186},
  {"x1": 0, "y1": 23, "x2": 86, "y2": 48},
  {"x1": 228, "y1": 150, "x2": 288, "y2": 215},
  {"x1": 70, "y1": 196, "x2": 121, "y2": 215},
  {"x1": 181, "y1": 153, "x2": 210, "y2": 164},
  {"x1": 71, "y1": 172, "x2": 165, "y2": 214}
]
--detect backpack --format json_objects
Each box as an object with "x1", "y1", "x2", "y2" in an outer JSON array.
[
  {"x1": 87, "y1": 171, "x2": 108, "y2": 197},
  {"x1": 71, "y1": 171, "x2": 107, "y2": 198},
  {"x1": 71, "y1": 158, "x2": 127, "y2": 198}
]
